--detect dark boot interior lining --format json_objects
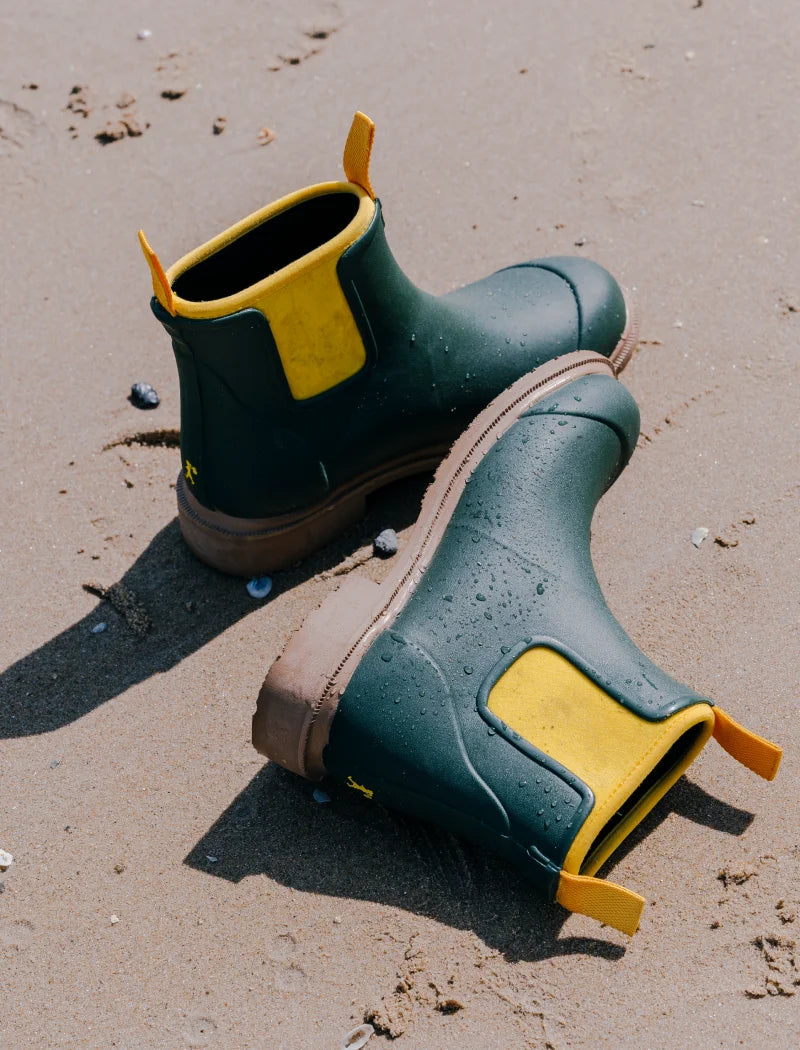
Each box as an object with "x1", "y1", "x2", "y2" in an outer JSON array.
[
  {"x1": 581, "y1": 723, "x2": 707, "y2": 874},
  {"x1": 172, "y1": 192, "x2": 361, "y2": 302}
]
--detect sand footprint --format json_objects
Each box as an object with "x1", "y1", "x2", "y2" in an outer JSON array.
[
  {"x1": 181, "y1": 1013, "x2": 219, "y2": 1047},
  {"x1": 0, "y1": 917, "x2": 36, "y2": 950},
  {"x1": 267, "y1": 0, "x2": 343, "y2": 70}
]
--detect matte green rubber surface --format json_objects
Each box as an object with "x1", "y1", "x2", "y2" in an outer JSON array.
[
  {"x1": 323, "y1": 374, "x2": 710, "y2": 900},
  {"x1": 152, "y1": 201, "x2": 628, "y2": 519}
]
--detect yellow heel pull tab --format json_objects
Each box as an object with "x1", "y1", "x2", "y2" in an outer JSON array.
[
  {"x1": 713, "y1": 707, "x2": 782, "y2": 781},
  {"x1": 343, "y1": 111, "x2": 375, "y2": 199},
  {"x1": 557, "y1": 871, "x2": 645, "y2": 936},
  {"x1": 138, "y1": 229, "x2": 176, "y2": 316}
]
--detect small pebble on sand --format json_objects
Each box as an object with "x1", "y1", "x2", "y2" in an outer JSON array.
[
  {"x1": 373, "y1": 528, "x2": 399, "y2": 558},
  {"x1": 130, "y1": 381, "x2": 160, "y2": 409},
  {"x1": 246, "y1": 576, "x2": 273, "y2": 600},
  {"x1": 0, "y1": 849, "x2": 13, "y2": 871},
  {"x1": 137, "y1": 29, "x2": 152, "y2": 40},
  {"x1": 110, "y1": 914, "x2": 120, "y2": 925}
]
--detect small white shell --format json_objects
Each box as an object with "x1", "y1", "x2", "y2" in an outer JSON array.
[
  {"x1": 341, "y1": 1024, "x2": 374, "y2": 1050},
  {"x1": 0, "y1": 849, "x2": 13, "y2": 871},
  {"x1": 690, "y1": 527, "x2": 709, "y2": 548},
  {"x1": 136, "y1": 29, "x2": 152, "y2": 39},
  {"x1": 246, "y1": 575, "x2": 273, "y2": 600}
]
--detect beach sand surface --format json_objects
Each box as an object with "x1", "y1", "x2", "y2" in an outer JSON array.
[{"x1": 1, "y1": 1, "x2": 798, "y2": 1046}]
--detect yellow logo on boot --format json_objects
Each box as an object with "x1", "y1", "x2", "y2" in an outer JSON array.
[
  {"x1": 184, "y1": 460, "x2": 198, "y2": 485},
  {"x1": 346, "y1": 775, "x2": 373, "y2": 800}
]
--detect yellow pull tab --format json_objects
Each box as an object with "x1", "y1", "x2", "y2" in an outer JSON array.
[
  {"x1": 557, "y1": 871, "x2": 645, "y2": 936},
  {"x1": 138, "y1": 229, "x2": 176, "y2": 316},
  {"x1": 343, "y1": 111, "x2": 375, "y2": 199},
  {"x1": 713, "y1": 707, "x2": 782, "y2": 781}
]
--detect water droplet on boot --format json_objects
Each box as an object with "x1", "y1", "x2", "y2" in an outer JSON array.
[{"x1": 463, "y1": 665, "x2": 474, "y2": 675}]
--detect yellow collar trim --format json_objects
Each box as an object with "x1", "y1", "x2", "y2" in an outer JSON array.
[{"x1": 162, "y1": 182, "x2": 375, "y2": 321}]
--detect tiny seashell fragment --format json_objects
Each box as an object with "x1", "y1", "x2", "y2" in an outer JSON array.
[
  {"x1": 0, "y1": 849, "x2": 13, "y2": 871},
  {"x1": 691, "y1": 527, "x2": 709, "y2": 548},
  {"x1": 341, "y1": 1024, "x2": 374, "y2": 1050},
  {"x1": 246, "y1": 575, "x2": 273, "y2": 600},
  {"x1": 110, "y1": 914, "x2": 120, "y2": 924},
  {"x1": 137, "y1": 29, "x2": 152, "y2": 40}
]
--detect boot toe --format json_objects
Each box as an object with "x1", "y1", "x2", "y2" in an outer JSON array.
[{"x1": 523, "y1": 256, "x2": 628, "y2": 357}]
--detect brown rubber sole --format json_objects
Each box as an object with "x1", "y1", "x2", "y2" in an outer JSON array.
[
  {"x1": 252, "y1": 350, "x2": 618, "y2": 779},
  {"x1": 178, "y1": 294, "x2": 639, "y2": 576}
]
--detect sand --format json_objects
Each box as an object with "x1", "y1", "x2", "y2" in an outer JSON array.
[{"x1": 1, "y1": 0, "x2": 798, "y2": 1046}]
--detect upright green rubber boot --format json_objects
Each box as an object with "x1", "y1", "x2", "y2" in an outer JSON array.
[
  {"x1": 139, "y1": 112, "x2": 639, "y2": 575},
  {"x1": 253, "y1": 353, "x2": 781, "y2": 935}
]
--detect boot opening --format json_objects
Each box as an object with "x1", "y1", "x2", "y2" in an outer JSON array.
[
  {"x1": 172, "y1": 191, "x2": 362, "y2": 301},
  {"x1": 580, "y1": 721, "x2": 708, "y2": 875}
]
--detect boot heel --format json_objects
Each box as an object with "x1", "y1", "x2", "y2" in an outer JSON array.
[
  {"x1": 177, "y1": 475, "x2": 367, "y2": 576},
  {"x1": 252, "y1": 576, "x2": 383, "y2": 779}
]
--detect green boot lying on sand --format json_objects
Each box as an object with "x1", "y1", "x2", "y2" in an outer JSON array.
[
  {"x1": 253, "y1": 354, "x2": 781, "y2": 936},
  {"x1": 139, "y1": 112, "x2": 638, "y2": 576}
]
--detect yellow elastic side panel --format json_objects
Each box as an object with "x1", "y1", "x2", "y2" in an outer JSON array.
[
  {"x1": 487, "y1": 647, "x2": 716, "y2": 877},
  {"x1": 343, "y1": 111, "x2": 376, "y2": 199},
  {"x1": 713, "y1": 707, "x2": 782, "y2": 781},
  {"x1": 557, "y1": 871, "x2": 645, "y2": 937},
  {"x1": 250, "y1": 256, "x2": 366, "y2": 400},
  {"x1": 138, "y1": 230, "x2": 176, "y2": 315}
]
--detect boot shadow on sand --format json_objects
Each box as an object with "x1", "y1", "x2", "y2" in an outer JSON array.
[
  {"x1": 184, "y1": 762, "x2": 754, "y2": 963},
  {"x1": 0, "y1": 474, "x2": 427, "y2": 739}
]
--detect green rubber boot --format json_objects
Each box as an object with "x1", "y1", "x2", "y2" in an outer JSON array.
[
  {"x1": 253, "y1": 353, "x2": 781, "y2": 935},
  {"x1": 139, "y1": 112, "x2": 639, "y2": 575}
]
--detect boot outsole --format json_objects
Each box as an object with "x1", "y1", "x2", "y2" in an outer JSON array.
[
  {"x1": 176, "y1": 292, "x2": 639, "y2": 577},
  {"x1": 252, "y1": 350, "x2": 618, "y2": 779}
]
